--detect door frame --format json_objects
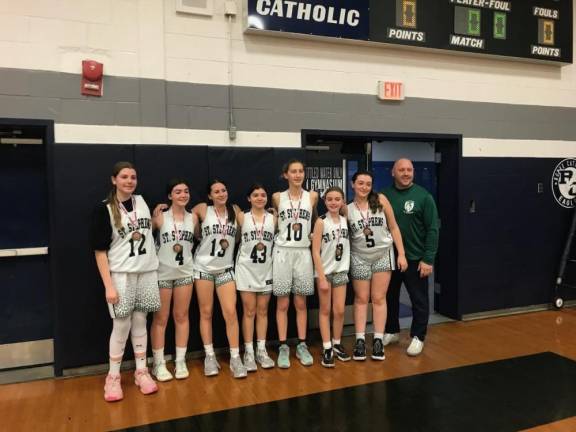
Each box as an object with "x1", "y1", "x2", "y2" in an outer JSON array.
[
  {"x1": 0, "y1": 118, "x2": 55, "y2": 378},
  {"x1": 302, "y1": 129, "x2": 462, "y2": 319}
]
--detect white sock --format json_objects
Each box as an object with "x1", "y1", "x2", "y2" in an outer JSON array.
[
  {"x1": 245, "y1": 342, "x2": 254, "y2": 354},
  {"x1": 323, "y1": 341, "x2": 332, "y2": 350},
  {"x1": 257, "y1": 340, "x2": 266, "y2": 351},
  {"x1": 152, "y1": 348, "x2": 164, "y2": 365},
  {"x1": 356, "y1": 333, "x2": 365, "y2": 341},
  {"x1": 135, "y1": 356, "x2": 147, "y2": 370},
  {"x1": 332, "y1": 338, "x2": 341, "y2": 345},
  {"x1": 374, "y1": 333, "x2": 384, "y2": 340},
  {"x1": 230, "y1": 347, "x2": 240, "y2": 358},
  {"x1": 204, "y1": 344, "x2": 215, "y2": 356},
  {"x1": 175, "y1": 346, "x2": 187, "y2": 362},
  {"x1": 109, "y1": 358, "x2": 122, "y2": 375}
]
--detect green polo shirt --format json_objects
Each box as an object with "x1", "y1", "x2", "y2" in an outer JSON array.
[{"x1": 383, "y1": 183, "x2": 439, "y2": 265}]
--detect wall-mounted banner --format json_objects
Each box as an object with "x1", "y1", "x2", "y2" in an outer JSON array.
[
  {"x1": 245, "y1": 0, "x2": 572, "y2": 65},
  {"x1": 552, "y1": 158, "x2": 576, "y2": 208},
  {"x1": 246, "y1": 0, "x2": 369, "y2": 40},
  {"x1": 305, "y1": 165, "x2": 344, "y2": 198}
]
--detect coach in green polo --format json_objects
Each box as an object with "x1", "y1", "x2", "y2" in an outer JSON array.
[{"x1": 382, "y1": 158, "x2": 439, "y2": 356}]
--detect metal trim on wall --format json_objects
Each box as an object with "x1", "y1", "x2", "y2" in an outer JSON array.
[
  {"x1": 0, "y1": 339, "x2": 54, "y2": 370},
  {"x1": 0, "y1": 247, "x2": 49, "y2": 257}
]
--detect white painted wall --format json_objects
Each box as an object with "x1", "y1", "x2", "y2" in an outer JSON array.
[
  {"x1": 0, "y1": 0, "x2": 575, "y2": 154},
  {"x1": 165, "y1": 0, "x2": 576, "y2": 108},
  {"x1": 0, "y1": 0, "x2": 574, "y2": 106}
]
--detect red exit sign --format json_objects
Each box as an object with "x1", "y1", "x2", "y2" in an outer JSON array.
[{"x1": 378, "y1": 81, "x2": 404, "y2": 101}]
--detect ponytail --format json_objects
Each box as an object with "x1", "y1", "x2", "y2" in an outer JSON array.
[
  {"x1": 106, "y1": 186, "x2": 122, "y2": 230},
  {"x1": 107, "y1": 161, "x2": 136, "y2": 230}
]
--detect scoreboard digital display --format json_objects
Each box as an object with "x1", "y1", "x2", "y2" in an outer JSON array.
[{"x1": 245, "y1": 0, "x2": 573, "y2": 65}]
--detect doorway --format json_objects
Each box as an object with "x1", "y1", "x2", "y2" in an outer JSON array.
[
  {"x1": 302, "y1": 130, "x2": 461, "y2": 325},
  {"x1": 0, "y1": 119, "x2": 54, "y2": 383}
]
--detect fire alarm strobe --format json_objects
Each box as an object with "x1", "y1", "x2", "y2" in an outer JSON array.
[{"x1": 81, "y1": 60, "x2": 104, "y2": 97}]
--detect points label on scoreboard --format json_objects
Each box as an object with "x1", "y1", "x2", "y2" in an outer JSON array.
[
  {"x1": 531, "y1": 6, "x2": 561, "y2": 58},
  {"x1": 387, "y1": 0, "x2": 426, "y2": 43}
]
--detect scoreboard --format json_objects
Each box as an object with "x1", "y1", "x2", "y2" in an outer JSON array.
[{"x1": 245, "y1": 0, "x2": 573, "y2": 65}]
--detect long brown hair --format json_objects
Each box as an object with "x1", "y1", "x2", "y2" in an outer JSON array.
[
  {"x1": 351, "y1": 171, "x2": 382, "y2": 214},
  {"x1": 206, "y1": 179, "x2": 235, "y2": 224},
  {"x1": 106, "y1": 161, "x2": 136, "y2": 229}
]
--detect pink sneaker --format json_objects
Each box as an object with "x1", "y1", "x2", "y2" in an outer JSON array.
[
  {"x1": 134, "y1": 368, "x2": 158, "y2": 395},
  {"x1": 104, "y1": 373, "x2": 123, "y2": 402}
]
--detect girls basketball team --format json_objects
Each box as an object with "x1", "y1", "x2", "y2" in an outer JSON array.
[{"x1": 92, "y1": 159, "x2": 407, "y2": 402}]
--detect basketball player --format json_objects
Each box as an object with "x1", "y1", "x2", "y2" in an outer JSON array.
[
  {"x1": 311, "y1": 186, "x2": 351, "y2": 367},
  {"x1": 346, "y1": 171, "x2": 407, "y2": 362},
  {"x1": 150, "y1": 179, "x2": 197, "y2": 382},
  {"x1": 235, "y1": 184, "x2": 276, "y2": 371},
  {"x1": 193, "y1": 180, "x2": 247, "y2": 379},
  {"x1": 272, "y1": 159, "x2": 318, "y2": 368},
  {"x1": 92, "y1": 161, "x2": 160, "y2": 402}
]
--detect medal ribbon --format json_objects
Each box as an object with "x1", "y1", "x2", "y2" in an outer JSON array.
[
  {"x1": 288, "y1": 190, "x2": 303, "y2": 226},
  {"x1": 214, "y1": 207, "x2": 229, "y2": 240},
  {"x1": 335, "y1": 216, "x2": 342, "y2": 246},
  {"x1": 354, "y1": 201, "x2": 370, "y2": 232},
  {"x1": 172, "y1": 209, "x2": 183, "y2": 243},
  {"x1": 118, "y1": 196, "x2": 138, "y2": 231},
  {"x1": 251, "y1": 211, "x2": 266, "y2": 244}
]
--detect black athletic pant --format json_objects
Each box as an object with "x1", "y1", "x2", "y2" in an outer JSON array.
[{"x1": 385, "y1": 260, "x2": 430, "y2": 341}]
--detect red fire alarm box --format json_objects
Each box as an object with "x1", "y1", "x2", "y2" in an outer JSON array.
[{"x1": 81, "y1": 60, "x2": 103, "y2": 97}]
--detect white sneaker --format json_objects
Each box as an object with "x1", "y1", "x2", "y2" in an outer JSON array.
[
  {"x1": 152, "y1": 361, "x2": 173, "y2": 382},
  {"x1": 256, "y1": 348, "x2": 275, "y2": 369},
  {"x1": 407, "y1": 336, "x2": 424, "y2": 356},
  {"x1": 174, "y1": 360, "x2": 189, "y2": 379},
  {"x1": 382, "y1": 333, "x2": 400, "y2": 346},
  {"x1": 243, "y1": 351, "x2": 258, "y2": 372}
]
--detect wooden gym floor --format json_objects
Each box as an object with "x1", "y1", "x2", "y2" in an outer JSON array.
[{"x1": 2, "y1": 309, "x2": 576, "y2": 432}]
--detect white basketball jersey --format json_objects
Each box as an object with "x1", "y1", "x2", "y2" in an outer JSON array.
[
  {"x1": 317, "y1": 214, "x2": 350, "y2": 276},
  {"x1": 194, "y1": 206, "x2": 237, "y2": 274},
  {"x1": 156, "y1": 208, "x2": 195, "y2": 281},
  {"x1": 275, "y1": 190, "x2": 313, "y2": 248},
  {"x1": 235, "y1": 211, "x2": 275, "y2": 288},
  {"x1": 347, "y1": 202, "x2": 393, "y2": 262},
  {"x1": 106, "y1": 195, "x2": 159, "y2": 273}
]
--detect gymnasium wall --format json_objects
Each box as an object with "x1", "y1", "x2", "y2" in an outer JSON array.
[
  {"x1": 0, "y1": 0, "x2": 574, "y2": 153},
  {"x1": 1, "y1": 0, "x2": 575, "y2": 371}
]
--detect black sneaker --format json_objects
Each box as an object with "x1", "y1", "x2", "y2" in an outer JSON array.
[
  {"x1": 321, "y1": 349, "x2": 335, "y2": 368},
  {"x1": 353, "y1": 339, "x2": 366, "y2": 361},
  {"x1": 333, "y1": 344, "x2": 351, "y2": 362},
  {"x1": 371, "y1": 338, "x2": 385, "y2": 360}
]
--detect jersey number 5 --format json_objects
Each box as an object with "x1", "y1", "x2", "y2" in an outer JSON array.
[{"x1": 365, "y1": 233, "x2": 375, "y2": 248}]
